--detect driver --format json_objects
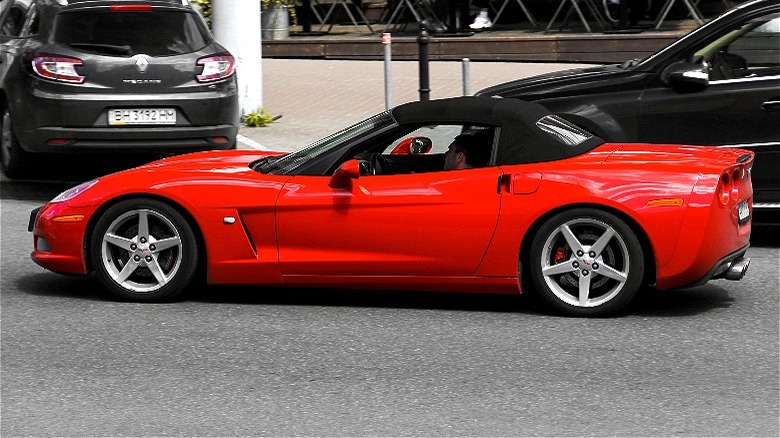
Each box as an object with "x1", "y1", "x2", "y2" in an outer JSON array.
[{"x1": 443, "y1": 132, "x2": 491, "y2": 170}]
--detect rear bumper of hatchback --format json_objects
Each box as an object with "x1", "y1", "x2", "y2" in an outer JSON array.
[
  {"x1": 18, "y1": 124, "x2": 239, "y2": 153},
  {"x1": 13, "y1": 84, "x2": 240, "y2": 153}
]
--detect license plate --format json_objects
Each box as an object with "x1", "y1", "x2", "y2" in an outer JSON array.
[
  {"x1": 108, "y1": 108, "x2": 176, "y2": 126},
  {"x1": 738, "y1": 200, "x2": 750, "y2": 223}
]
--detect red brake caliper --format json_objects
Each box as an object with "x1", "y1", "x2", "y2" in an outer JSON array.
[{"x1": 554, "y1": 246, "x2": 568, "y2": 265}]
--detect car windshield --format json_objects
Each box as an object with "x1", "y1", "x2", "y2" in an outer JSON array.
[
  {"x1": 54, "y1": 10, "x2": 210, "y2": 56},
  {"x1": 256, "y1": 111, "x2": 398, "y2": 175}
]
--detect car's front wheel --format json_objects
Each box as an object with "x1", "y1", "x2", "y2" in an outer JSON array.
[
  {"x1": 1, "y1": 105, "x2": 28, "y2": 179},
  {"x1": 90, "y1": 199, "x2": 199, "y2": 302},
  {"x1": 529, "y1": 208, "x2": 644, "y2": 316}
]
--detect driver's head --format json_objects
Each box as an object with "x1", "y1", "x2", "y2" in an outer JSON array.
[{"x1": 444, "y1": 132, "x2": 490, "y2": 170}]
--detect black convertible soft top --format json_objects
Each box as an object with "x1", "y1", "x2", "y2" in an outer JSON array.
[{"x1": 391, "y1": 96, "x2": 605, "y2": 165}]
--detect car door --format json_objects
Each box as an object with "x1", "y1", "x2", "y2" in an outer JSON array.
[
  {"x1": 638, "y1": 11, "x2": 780, "y2": 204},
  {"x1": 275, "y1": 126, "x2": 503, "y2": 279},
  {"x1": 276, "y1": 168, "x2": 502, "y2": 278}
]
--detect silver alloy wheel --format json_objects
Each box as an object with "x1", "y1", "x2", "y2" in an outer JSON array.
[
  {"x1": 539, "y1": 217, "x2": 630, "y2": 308},
  {"x1": 100, "y1": 208, "x2": 184, "y2": 293}
]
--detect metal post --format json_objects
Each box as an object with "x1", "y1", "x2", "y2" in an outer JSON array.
[
  {"x1": 461, "y1": 58, "x2": 471, "y2": 96},
  {"x1": 417, "y1": 20, "x2": 430, "y2": 102},
  {"x1": 211, "y1": 0, "x2": 263, "y2": 115},
  {"x1": 383, "y1": 33, "x2": 393, "y2": 110}
]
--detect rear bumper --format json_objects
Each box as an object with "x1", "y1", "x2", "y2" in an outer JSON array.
[
  {"x1": 12, "y1": 82, "x2": 239, "y2": 153},
  {"x1": 687, "y1": 244, "x2": 750, "y2": 288},
  {"x1": 18, "y1": 124, "x2": 238, "y2": 153}
]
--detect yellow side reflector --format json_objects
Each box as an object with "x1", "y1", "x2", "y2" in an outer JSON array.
[
  {"x1": 53, "y1": 215, "x2": 85, "y2": 222},
  {"x1": 646, "y1": 198, "x2": 684, "y2": 207}
]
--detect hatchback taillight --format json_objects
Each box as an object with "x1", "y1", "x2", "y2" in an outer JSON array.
[
  {"x1": 31, "y1": 56, "x2": 85, "y2": 83},
  {"x1": 196, "y1": 55, "x2": 236, "y2": 83},
  {"x1": 110, "y1": 4, "x2": 152, "y2": 12}
]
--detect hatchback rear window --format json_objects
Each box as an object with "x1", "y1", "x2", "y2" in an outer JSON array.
[{"x1": 53, "y1": 10, "x2": 210, "y2": 57}]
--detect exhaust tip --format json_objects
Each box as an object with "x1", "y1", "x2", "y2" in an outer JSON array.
[{"x1": 725, "y1": 257, "x2": 750, "y2": 281}]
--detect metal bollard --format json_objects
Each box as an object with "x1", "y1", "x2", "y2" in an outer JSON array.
[
  {"x1": 417, "y1": 20, "x2": 430, "y2": 101},
  {"x1": 462, "y1": 58, "x2": 471, "y2": 96},
  {"x1": 383, "y1": 33, "x2": 393, "y2": 110}
]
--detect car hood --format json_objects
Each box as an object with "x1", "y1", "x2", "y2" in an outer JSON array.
[
  {"x1": 64, "y1": 150, "x2": 292, "y2": 209},
  {"x1": 476, "y1": 63, "x2": 648, "y2": 99},
  {"x1": 137, "y1": 150, "x2": 286, "y2": 174}
]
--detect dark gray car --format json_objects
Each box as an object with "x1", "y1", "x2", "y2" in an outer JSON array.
[
  {"x1": 0, "y1": 0, "x2": 239, "y2": 178},
  {"x1": 477, "y1": 0, "x2": 780, "y2": 210}
]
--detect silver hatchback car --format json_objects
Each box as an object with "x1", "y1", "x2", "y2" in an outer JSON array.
[{"x1": 0, "y1": 0, "x2": 240, "y2": 178}]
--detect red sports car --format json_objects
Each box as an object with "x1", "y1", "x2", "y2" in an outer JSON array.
[{"x1": 29, "y1": 97, "x2": 753, "y2": 316}]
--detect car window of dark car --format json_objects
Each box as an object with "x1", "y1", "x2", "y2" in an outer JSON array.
[
  {"x1": 53, "y1": 9, "x2": 210, "y2": 56},
  {"x1": 694, "y1": 12, "x2": 780, "y2": 80},
  {"x1": 1, "y1": 4, "x2": 26, "y2": 36}
]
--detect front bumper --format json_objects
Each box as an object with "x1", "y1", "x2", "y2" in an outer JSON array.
[{"x1": 29, "y1": 203, "x2": 91, "y2": 275}]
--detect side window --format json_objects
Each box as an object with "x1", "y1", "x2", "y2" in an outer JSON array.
[
  {"x1": 727, "y1": 15, "x2": 780, "y2": 77},
  {"x1": 383, "y1": 124, "x2": 464, "y2": 155},
  {"x1": 358, "y1": 124, "x2": 496, "y2": 176},
  {"x1": 1, "y1": 5, "x2": 26, "y2": 37},
  {"x1": 694, "y1": 12, "x2": 780, "y2": 80}
]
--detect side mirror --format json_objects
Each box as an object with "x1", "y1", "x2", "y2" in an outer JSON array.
[
  {"x1": 662, "y1": 61, "x2": 709, "y2": 93},
  {"x1": 410, "y1": 137, "x2": 433, "y2": 154},
  {"x1": 390, "y1": 136, "x2": 433, "y2": 155},
  {"x1": 329, "y1": 159, "x2": 361, "y2": 189}
]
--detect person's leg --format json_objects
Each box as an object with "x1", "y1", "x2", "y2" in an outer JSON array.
[{"x1": 469, "y1": 0, "x2": 492, "y2": 30}]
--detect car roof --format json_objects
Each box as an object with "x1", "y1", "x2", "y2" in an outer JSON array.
[{"x1": 391, "y1": 96, "x2": 605, "y2": 164}]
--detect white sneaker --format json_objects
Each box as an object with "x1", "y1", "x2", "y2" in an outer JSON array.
[{"x1": 469, "y1": 15, "x2": 492, "y2": 30}]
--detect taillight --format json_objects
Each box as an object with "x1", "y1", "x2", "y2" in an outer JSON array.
[
  {"x1": 31, "y1": 56, "x2": 84, "y2": 83},
  {"x1": 196, "y1": 55, "x2": 236, "y2": 83},
  {"x1": 717, "y1": 173, "x2": 732, "y2": 206},
  {"x1": 110, "y1": 4, "x2": 152, "y2": 12},
  {"x1": 730, "y1": 169, "x2": 740, "y2": 201}
]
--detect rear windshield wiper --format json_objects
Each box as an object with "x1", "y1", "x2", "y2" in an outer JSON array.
[{"x1": 69, "y1": 43, "x2": 132, "y2": 55}]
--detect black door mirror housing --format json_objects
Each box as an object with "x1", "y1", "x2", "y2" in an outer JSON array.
[{"x1": 662, "y1": 61, "x2": 710, "y2": 93}]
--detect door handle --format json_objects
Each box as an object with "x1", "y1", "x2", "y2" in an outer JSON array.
[
  {"x1": 497, "y1": 174, "x2": 510, "y2": 194},
  {"x1": 761, "y1": 100, "x2": 780, "y2": 111}
]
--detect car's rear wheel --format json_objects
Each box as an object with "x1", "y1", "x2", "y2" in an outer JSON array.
[
  {"x1": 90, "y1": 199, "x2": 198, "y2": 302},
  {"x1": 1, "y1": 105, "x2": 28, "y2": 179},
  {"x1": 529, "y1": 208, "x2": 644, "y2": 316}
]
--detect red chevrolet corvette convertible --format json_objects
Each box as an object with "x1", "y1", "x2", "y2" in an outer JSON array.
[{"x1": 29, "y1": 97, "x2": 753, "y2": 316}]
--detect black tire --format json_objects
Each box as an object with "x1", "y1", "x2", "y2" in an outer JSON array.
[
  {"x1": 528, "y1": 208, "x2": 644, "y2": 317},
  {"x1": 1, "y1": 105, "x2": 28, "y2": 179},
  {"x1": 90, "y1": 199, "x2": 198, "y2": 302}
]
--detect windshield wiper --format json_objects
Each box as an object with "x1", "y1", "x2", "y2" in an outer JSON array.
[
  {"x1": 620, "y1": 58, "x2": 641, "y2": 69},
  {"x1": 251, "y1": 155, "x2": 282, "y2": 172},
  {"x1": 69, "y1": 43, "x2": 132, "y2": 55}
]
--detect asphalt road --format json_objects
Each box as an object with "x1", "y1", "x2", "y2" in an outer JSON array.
[{"x1": 1, "y1": 176, "x2": 779, "y2": 437}]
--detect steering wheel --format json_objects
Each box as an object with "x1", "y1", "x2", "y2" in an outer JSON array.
[{"x1": 370, "y1": 153, "x2": 387, "y2": 175}]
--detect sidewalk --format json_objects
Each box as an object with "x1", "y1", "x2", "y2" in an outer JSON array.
[{"x1": 237, "y1": 58, "x2": 585, "y2": 152}]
